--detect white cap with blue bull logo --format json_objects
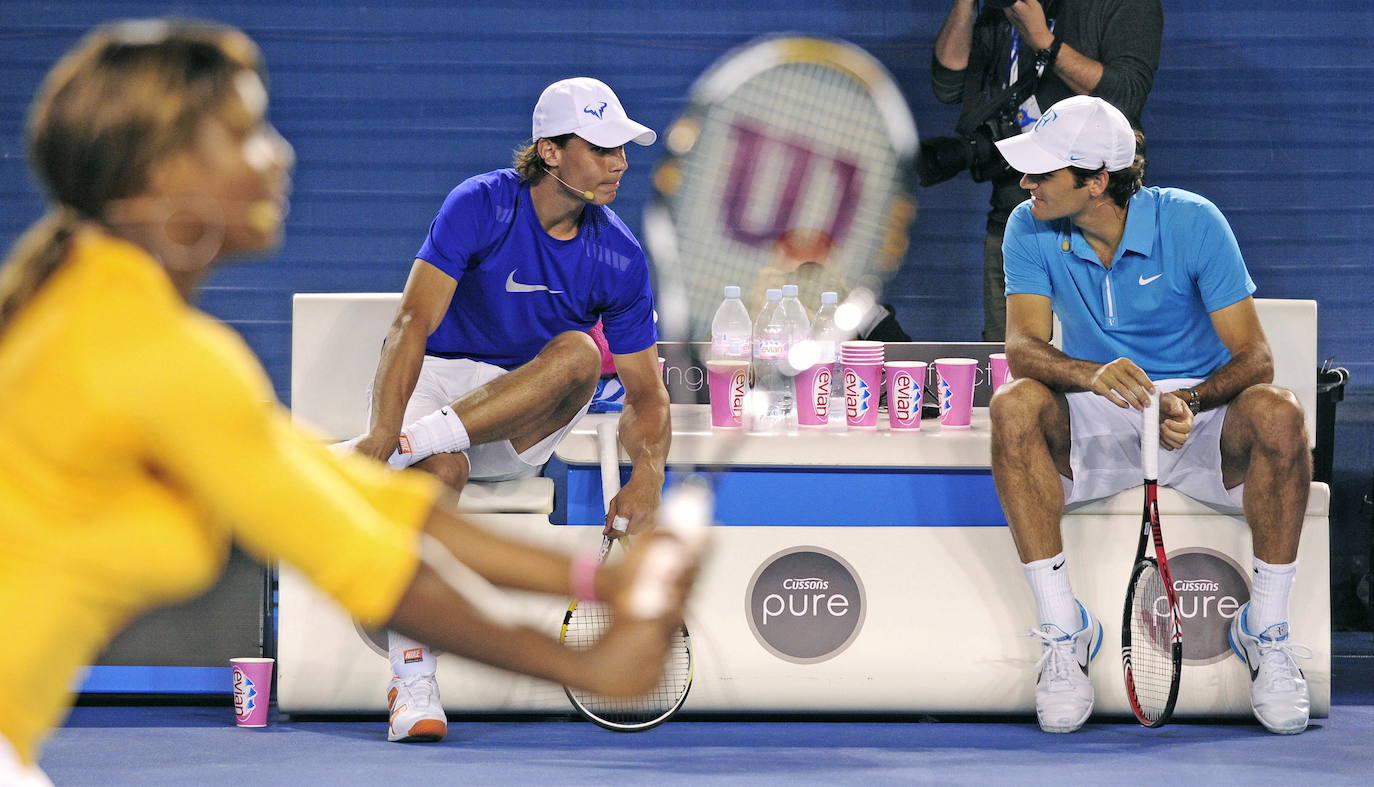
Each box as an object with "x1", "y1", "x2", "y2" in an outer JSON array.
[
  {"x1": 994, "y1": 95, "x2": 1135, "y2": 175},
  {"x1": 532, "y1": 77, "x2": 656, "y2": 148}
]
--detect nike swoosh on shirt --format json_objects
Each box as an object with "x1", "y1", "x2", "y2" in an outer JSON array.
[
  {"x1": 1138, "y1": 274, "x2": 1164, "y2": 286},
  {"x1": 506, "y1": 270, "x2": 563, "y2": 294}
]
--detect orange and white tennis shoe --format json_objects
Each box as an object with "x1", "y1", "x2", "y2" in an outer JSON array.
[{"x1": 386, "y1": 675, "x2": 447, "y2": 743}]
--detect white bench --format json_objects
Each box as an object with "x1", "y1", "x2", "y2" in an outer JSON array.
[{"x1": 278, "y1": 294, "x2": 1327, "y2": 718}]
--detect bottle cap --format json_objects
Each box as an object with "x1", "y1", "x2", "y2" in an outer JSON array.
[
  {"x1": 782, "y1": 284, "x2": 799, "y2": 297},
  {"x1": 765, "y1": 288, "x2": 782, "y2": 301},
  {"x1": 724, "y1": 285, "x2": 741, "y2": 298},
  {"x1": 820, "y1": 291, "x2": 837, "y2": 305}
]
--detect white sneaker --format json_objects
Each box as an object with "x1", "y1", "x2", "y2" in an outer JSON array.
[
  {"x1": 1029, "y1": 601, "x2": 1103, "y2": 733},
  {"x1": 1228, "y1": 603, "x2": 1312, "y2": 734},
  {"x1": 386, "y1": 675, "x2": 447, "y2": 742}
]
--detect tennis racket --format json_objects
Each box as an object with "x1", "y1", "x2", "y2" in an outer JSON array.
[
  {"x1": 643, "y1": 34, "x2": 919, "y2": 500},
  {"x1": 1121, "y1": 391, "x2": 1183, "y2": 727},
  {"x1": 559, "y1": 420, "x2": 694, "y2": 732}
]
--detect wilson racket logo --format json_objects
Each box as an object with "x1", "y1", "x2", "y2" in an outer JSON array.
[
  {"x1": 1160, "y1": 549, "x2": 1250, "y2": 665},
  {"x1": 721, "y1": 121, "x2": 863, "y2": 248},
  {"x1": 811, "y1": 367, "x2": 831, "y2": 419},
  {"x1": 844, "y1": 371, "x2": 871, "y2": 419},
  {"x1": 746, "y1": 547, "x2": 866, "y2": 664}
]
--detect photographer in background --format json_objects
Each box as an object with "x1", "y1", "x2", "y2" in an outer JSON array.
[{"x1": 923, "y1": 0, "x2": 1161, "y2": 341}]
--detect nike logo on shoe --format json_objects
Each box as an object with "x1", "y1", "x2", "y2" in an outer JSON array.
[
  {"x1": 506, "y1": 270, "x2": 563, "y2": 294},
  {"x1": 1052, "y1": 560, "x2": 1065, "y2": 571},
  {"x1": 1138, "y1": 273, "x2": 1163, "y2": 286}
]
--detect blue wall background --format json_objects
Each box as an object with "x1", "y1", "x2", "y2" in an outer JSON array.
[{"x1": 2, "y1": 1, "x2": 1371, "y2": 620}]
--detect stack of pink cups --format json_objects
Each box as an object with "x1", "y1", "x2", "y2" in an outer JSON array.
[{"x1": 840, "y1": 341, "x2": 884, "y2": 429}]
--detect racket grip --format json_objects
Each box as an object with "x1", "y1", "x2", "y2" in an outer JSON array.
[
  {"x1": 1141, "y1": 389, "x2": 1160, "y2": 480},
  {"x1": 597, "y1": 420, "x2": 621, "y2": 512}
]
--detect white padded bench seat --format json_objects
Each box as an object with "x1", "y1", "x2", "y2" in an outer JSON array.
[{"x1": 454, "y1": 476, "x2": 553, "y2": 515}]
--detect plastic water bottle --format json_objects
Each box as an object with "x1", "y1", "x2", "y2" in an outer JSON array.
[
  {"x1": 812, "y1": 291, "x2": 843, "y2": 403},
  {"x1": 780, "y1": 284, "x2": 812, "y2": 354},
  {"x1": 709, "y1": 285, "x2": 752, "y2": 363},
  {"x1": 752, "y1": 288, "x2": 791, "y2": 425}
]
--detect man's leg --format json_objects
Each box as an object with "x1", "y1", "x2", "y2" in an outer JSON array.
[
  {"x1": 381, "y1": 333, "x2": 599, "y2": 741},
  {"x1": 990, "y1": 378, "x2": 1102, "y2": 733},
  {"x1": 1220, "y1": 383, "x2": 1313, "y2": 734},
  {"x1": 392, "y1": 331, "x2": 600, "y2": 468}
]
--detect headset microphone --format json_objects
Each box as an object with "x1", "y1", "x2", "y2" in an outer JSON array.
[{"x1": 544, "y1": 168, "x2": 595, "y2": 201}]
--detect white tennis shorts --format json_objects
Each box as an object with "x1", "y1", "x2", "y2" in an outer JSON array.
[
  {"x1": 374, "y1": 355, "x2": 590, "y2": 482},
  {"x1": 1062, "y1": 378, "x2": 1244, "y2": 513}
]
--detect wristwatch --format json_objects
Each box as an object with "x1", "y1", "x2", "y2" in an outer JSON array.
[
  {"x1": 1036, "y1": 37, "x2": 1064, "y2": 68},
  {"x1": 1183, "y1": 387, "x2": 1203, "y2": 415}
]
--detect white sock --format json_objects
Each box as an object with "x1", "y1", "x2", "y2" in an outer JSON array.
[
  {"x1": 388, "y1": 630, "x2": 436, "y2": 679},
  {"x1": 1023, "y1": 552, "x2": 1082, "y2": 634},
  {"x1": 1249, "y1": 557, "x2": 1297, "y2": 633},
  {"x1": 394, "y1": 407, "x2": 470, "y2": 468}
]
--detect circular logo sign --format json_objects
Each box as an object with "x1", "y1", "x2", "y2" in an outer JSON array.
[
  {"x1": 1166, "y1": 548, "x2": 1251, "y2": 665},
  {"x1": 745, "y1": 546, "x2": 866, "y2": 664}
]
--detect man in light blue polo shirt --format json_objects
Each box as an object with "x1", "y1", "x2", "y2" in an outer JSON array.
[{"x1": 990, "y1": 96, "x2": 1312, "y2": 735}]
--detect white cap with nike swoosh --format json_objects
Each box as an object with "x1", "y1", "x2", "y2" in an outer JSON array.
[
  {"x1": 995, "y1": 95, "x2": 1136, "y2": 175},
  {"x1": 532, "y1": 77, "x2": 656, "y2": 148}
]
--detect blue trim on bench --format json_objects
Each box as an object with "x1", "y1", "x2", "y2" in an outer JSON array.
[
  {"x1": 79, "y1": 666, "x2": 230, "y2": 694},
  {"x1": 546, "y1": 459, "x2": 1006, "y2": 527}
]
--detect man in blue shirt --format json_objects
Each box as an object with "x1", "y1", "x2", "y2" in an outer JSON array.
[
  {"x1": 345, "y1": 77, "x2": 670, "y2": 743},
  {"x1": 991, "y1": 96, "x2": 1311, "y2": 735}
]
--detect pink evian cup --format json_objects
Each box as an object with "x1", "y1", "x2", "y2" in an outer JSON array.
[
  {"x1": 842, "y1": 362, "x2": 883, "y2": 429},
  {"x1": 935, "y1": 357, "x2": 978, "y2": 429},
  {"x1": 231, "y1": 657, "x2": 274, "y2": 727},
  {"x1": 706, "y1": 359, "x2": 750, "y2": 429},
  {"x1": 988, "y1": 352, "x2": 1011, "y2": 394},
  {"x1": 885, "y1": 361, "x2": 927, "y2": 431},
  {"x1": 794, "y1": 363, "x2": 834, "y2": 428}
]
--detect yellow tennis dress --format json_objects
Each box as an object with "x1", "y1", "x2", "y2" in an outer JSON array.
[{"x1": 0, "y1": 231, "x2": 440, "y2": 765}]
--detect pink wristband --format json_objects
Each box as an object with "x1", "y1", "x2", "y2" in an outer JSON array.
[{"x1": 570, "y1": 551, "x2": 600, "y2": 602}]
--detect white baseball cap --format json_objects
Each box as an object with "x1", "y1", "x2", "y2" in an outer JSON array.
[
  {"x1": 532, "y1": 77, "x2": 656, "y2": 148},
  {"x1": 995, "y1": 95, "x2": 1136, "y2": 175}
]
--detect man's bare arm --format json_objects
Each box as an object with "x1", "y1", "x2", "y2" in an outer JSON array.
[{"x1": 354, "y1": 260, "x2": 456, "y2": 461}]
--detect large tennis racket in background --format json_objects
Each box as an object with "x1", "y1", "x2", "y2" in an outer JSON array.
[
  {"x1": 1121, "y1": 392, "x2": 1184, "y2": 727},
  {"x1": 559, "y1": 421, "x2": 694, "y2": 732},
  {"x1": 643, "y1": 35, "x2": 919, "y2": 507},
  {"x1": 645, "y1": 35, "x2": 918, "y2": 348}
]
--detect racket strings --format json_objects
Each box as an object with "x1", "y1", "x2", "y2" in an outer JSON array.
[
  {"x1": 1128, "y1": 562, "x2": 1177, "y2": 718},
  {"x1": 663, "y1": 58, "x2": 908, "y2": 339},
  {"x1": 563, "y1": 602, "x2": 692, "y2": 724}
]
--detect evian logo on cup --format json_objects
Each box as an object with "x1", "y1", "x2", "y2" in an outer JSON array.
[
  {"x1": 939, "y1": 376, "x2": 954, "y2": 414},
  {"x1": 844, "y1": 371, "x2": 871, "y2": 419},
  {"x1": 746, "y1": 547, "x2": 866, "y2": 664},
  {"x1": 812, "y1": 367, "x2": 831, "y2": 418},
  {"x1": 892, "y1": 371, "x2": 917, "y2": 421},
  {"x1": 729, "y1": 368, "x2": 748, "y2": 418},
  {"x1": 1158, "y1": 548, "x2": 1251, "y2": 665},
  {"x1": 233, "y1": 668, "x2": 258, "y2": 721}
]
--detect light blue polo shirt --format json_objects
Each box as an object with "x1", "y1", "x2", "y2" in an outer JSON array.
[{"x1": 1003, "y1": 186, "x2": 1256, "y2": 379}]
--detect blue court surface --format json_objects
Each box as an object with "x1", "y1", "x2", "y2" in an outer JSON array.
[{"x1": 42, "y1": 642, "x2": 1374, "y2": 785}]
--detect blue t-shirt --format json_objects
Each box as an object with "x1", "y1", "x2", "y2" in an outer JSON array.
[
  {"x1": 415, "y1": 168, "x2": 657, "y2": 369},
  {"x1": 1003, "y1": 186, "x2": 1256, "y2": 379}
]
